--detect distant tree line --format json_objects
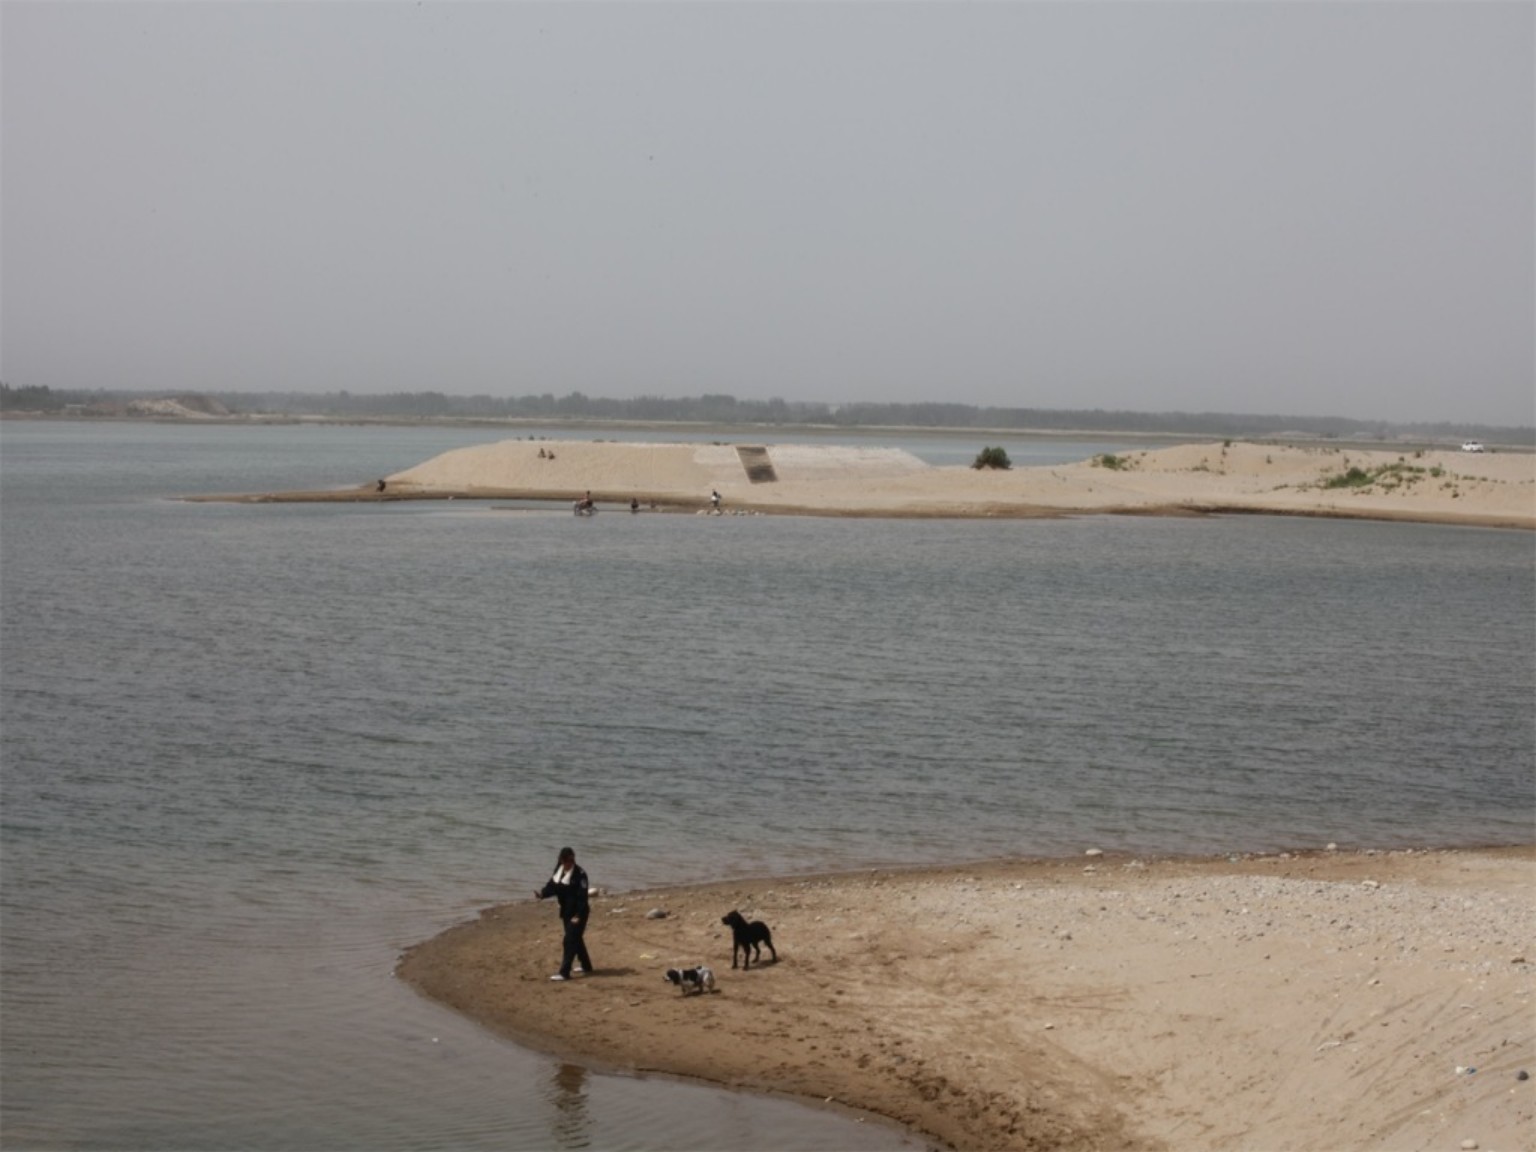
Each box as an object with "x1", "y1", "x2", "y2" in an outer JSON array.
[
  {"x1": 2, "y1": 382, "x2": 1530, "y2": 444},
  {"x1": 1, "y1": 384, "x2": 66, "y2": 411}
]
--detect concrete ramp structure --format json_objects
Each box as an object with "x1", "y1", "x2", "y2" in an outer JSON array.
[{"x1": 735, "y1": 445, "x2": 779, "y2": 484}]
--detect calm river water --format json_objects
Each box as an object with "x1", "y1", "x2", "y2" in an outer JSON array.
[{"x1": 2, "y1": 421, "x2": 1531, "y2": 1150}]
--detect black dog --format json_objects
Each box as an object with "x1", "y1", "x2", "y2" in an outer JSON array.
[
  {"x1": 663, "y1": 966, "x2": 715, "y2": 995},
  {"x1": 721, "y1": 910, "x2": 777, "y2": 969}
]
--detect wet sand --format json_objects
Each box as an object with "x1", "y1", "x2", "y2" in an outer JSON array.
[
  {"x1": 398, "y1": 847, "x2": 1535, "y2": 1152},
  {"x1": 195, "y1": 440, "x2": 1536, "y2": 529}
]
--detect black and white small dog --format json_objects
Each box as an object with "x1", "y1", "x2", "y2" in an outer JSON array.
[
  {"x1": 663, "y1": 966, "x2": 715, "y2": 995},
  {"x1": 721, "y1": 910, "x2": 777, "y2": 969}
]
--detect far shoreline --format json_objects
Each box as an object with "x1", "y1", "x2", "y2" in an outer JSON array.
[
  {"x1": 172, "y1": 437, "x2": 1536, "y2": 529},
  {"x1": 184, "y1": 484, "x2": 1536, "y2": 531},
  {"x1": 10, "y1": 410, "x2": 1534, "y2": 454}
]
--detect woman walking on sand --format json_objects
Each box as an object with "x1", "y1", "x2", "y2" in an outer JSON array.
[{"x1": 535, "y1": 847, "x2": 592, "y2": 981}]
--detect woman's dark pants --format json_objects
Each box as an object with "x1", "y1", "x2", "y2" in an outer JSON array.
[{"x1": 561, "y1": 917, "x2": 592, "y2": 978}]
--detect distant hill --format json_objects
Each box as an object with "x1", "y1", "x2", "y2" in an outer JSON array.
[{"x1": 2, "y1": 383, "x2": 1530, "y2": 446}]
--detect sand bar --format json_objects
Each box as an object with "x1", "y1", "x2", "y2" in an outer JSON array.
[
  {"x1": 399, "y1": 847, "x2": 1535, "y2": 1152},
  {"x1": 198, "y1": 440, "x2": 1536, "y2": 529}
]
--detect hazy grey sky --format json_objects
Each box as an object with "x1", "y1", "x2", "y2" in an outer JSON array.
[{"x1": 3, "y1": 2, "x2": 1532, "y2": 424}]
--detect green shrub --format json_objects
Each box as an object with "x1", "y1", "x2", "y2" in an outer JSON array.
[
  {"x1": 1323, "y1": 466, "x2": 1374, "y2": 489},
  {"x1": 1094, "y1": 453, "x2": 1129, "y2": 470},
  {"x1": 972, "y1": 446, "x2": 1012, "y2": 470}
]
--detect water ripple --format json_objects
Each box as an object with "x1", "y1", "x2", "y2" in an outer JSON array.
[{"x1": 3, "y1": 426, "x2": 1531, "y2": 1149}]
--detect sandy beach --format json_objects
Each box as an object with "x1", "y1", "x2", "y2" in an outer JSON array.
[
  {"x1": 214, "y1": 440, "x2": 1536, "y2": 530},
  {"x1": 399, "y1": 847, "x2": 1535, "y2": 1152}
]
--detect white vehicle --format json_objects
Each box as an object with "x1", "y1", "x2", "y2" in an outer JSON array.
[{"x1": 1461, "y1": 441, "x2": 1485, "y2": 453}]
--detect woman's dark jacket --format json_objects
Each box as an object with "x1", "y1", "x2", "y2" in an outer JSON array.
[{"x1": 539, "y1": 865, "x2": 590, "y2": 922}]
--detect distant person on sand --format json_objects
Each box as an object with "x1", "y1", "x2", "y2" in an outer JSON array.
[
  {"x1": 376, "y1": 479, "x2": 386, "y2": 493},
  {"x1": 535, "y1": 847, "x2": 592, "y2": 981},
  {"x1": 710, "y1": 489, "x2": 722, "y2": 512},
  {"x1": 630, "y1": 498, "x2": 640, "y2": 513}
]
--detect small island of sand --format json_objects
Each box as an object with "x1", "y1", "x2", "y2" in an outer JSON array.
[
  {"x1": 205, "y1": 439, "x2": 1536, "y2": 529},
  {"x1": 398, "y1": 848, "x2": 1535, "y2": 1152}
]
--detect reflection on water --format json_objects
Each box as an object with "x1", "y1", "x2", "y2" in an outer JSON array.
[{"x1": 548, "y1": 1062, "x2": 590, "y2": 1150}]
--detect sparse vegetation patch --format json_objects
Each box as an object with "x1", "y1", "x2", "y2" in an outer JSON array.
[{"x1": 1320, "y1": 461, "x2": 1432, "y2": 491}]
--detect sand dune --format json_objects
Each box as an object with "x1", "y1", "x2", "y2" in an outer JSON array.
[{"x1": 373, "y1": 439, "x2": 1535, "y2": 528}]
